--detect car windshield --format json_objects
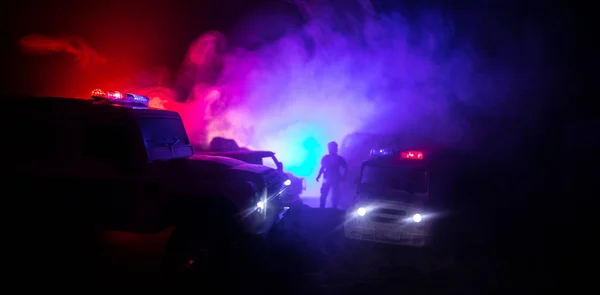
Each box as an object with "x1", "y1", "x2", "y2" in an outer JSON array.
[
  {"x1": 139, "y1": 117, "x2": 190, "y2": 148},
  {"x1": 359, "y1": 164, "x2": 428, "y2": 202}
]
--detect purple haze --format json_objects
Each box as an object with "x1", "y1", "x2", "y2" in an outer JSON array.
[{"x1": 142, "y1": 0, "x2": 544, "y2": 196}]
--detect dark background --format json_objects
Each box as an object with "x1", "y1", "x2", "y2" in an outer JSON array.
[
  {"x1": 1, "y1": 0, "x2": 596, "y2": 113},
  {"x1": 0, "y1": 0, "x2": 596, "y2": 291}
]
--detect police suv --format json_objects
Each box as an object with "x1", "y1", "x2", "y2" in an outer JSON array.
[
  {"x1": 198, "y1": 149, "x2": 306, "y2": 205},
  {"x1": 344, "y1": 148, "x2": 431, "y2": 247},
  {"x1": 4, "y1": 89, "x2": 289, "y2": 271}
]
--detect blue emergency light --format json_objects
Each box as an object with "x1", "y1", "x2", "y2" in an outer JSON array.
[
  {"x1": 369, "y1": 148, "x2": 394, "y2": 157},
  {"x1": 370, "y1": 148, "x2": 424, "y2": 160},
  {"x1": 91, "y1": 89, "x2": 150, "y2": 107}
]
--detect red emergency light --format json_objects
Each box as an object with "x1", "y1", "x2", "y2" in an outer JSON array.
[
  {"x1": 400, "y1": 151, "x2": 424, "y2": 160},
  {"x1": 91, "y1": 89, "x2": 150, "y2": 107}
]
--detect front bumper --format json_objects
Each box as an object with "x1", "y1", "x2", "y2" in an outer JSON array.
[
  {"x1": 281, "y1": 180, "x2": 304, "y2": 202},
  {"x1": 344, "y1": 220, "x2": 428, "y2": 247},
  {"x1": 244, "y1": 207, "x2": 275, "y2": 235},
  {"x1": 243, "y1": 188, "x2": 290, "y2": 235}
]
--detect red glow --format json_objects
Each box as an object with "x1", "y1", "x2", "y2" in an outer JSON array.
[
  {"x1": 400, "y1": 151, "x2": 424, "y2": 160},
  {"x1": 19, "y1": 35, "x2": 107, "y2": 67},
  {"x1": 17, "y1": 31, "x2": 230, "y2": 148},
  {"x1": 91, "y1": 89, "x2": 124, "y2": 100},
  {"x1": 148, "y1": 97, "x2": 168, "y2": 109},
  {"x1": 91, "y1": 89, "x2": 105, "y2": 97}
]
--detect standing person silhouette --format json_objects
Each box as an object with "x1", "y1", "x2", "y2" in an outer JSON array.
[{"x1": 316, "y1": 141, "x2": 347, "y2": 209}]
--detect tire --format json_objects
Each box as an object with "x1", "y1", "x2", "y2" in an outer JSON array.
[
  {"x1": 162, "y1": 197, "x2": 243, "y2": 275},
  {"x1": 162, "y1": 226, "x2": 219, "y2": 274}
]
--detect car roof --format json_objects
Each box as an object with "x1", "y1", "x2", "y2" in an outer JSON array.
[
  {"x1": 2, "y1": 96, "x2": 180, "y2": 118},
  {"x1": 362, "y1": 147, "x2": 473, "y2": 169},
  {"x1": 198, "y1": 150, "x2": 275, "y2": 158},
  {"x1": 363, "y1": 157, "x2": 427, "y2": 168}
]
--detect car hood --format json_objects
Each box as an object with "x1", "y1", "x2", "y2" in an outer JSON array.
[
  {"x1": 284, "y1": 172, "x2": 300, "y2": 179},
  {"x1": 232, "y1": 163, "x2": 274, "y2": 175},
  {"x1": 356, "y1": 198, "x2": 425, "y2": 211}
]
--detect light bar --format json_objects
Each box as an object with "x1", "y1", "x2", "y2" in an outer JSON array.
[
  {"x1": 400, "y1": 151, "x2": 424, "y2": 160},
  {"x1": 91, "y1": 89, "x2": 150, "y2": 107},
  {"x1": 369, "y1": 148, "x2": 394, "y2": 157}
]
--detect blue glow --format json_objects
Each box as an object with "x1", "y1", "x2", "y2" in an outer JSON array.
[
  {"x1": 128, "y1": 0, "x2": 548, "y2": 198},
  {"x1": 255, "y1": 123, "x2": 335, "y2": 196},
  {"x1": 91, "y1": 89, "x2": 150, "y2": 107},
  {"x1": 127, "y1": 93, "x2": 150, "y2": 106},
  {"x1": 370, "y1": 148, "x2": 394, "y2": 157}
]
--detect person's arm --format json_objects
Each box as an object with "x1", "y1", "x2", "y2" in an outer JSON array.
[
  {"x1": 316, "y1": 156, "x2": 325, "y2": 182},
  {"x1": 340, "y1": 157, "x2": 348, "y2": 180}
]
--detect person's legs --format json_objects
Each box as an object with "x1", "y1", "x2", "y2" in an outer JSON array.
[
  {"x1": 320, "y1": 182, "x2": 331, "y2": 208},
  {"x1": 331, "y1": 182, "x2": 341, "y2": 209}
]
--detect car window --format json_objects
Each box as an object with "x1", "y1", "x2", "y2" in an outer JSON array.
[
  {"x1": 361, "y1": 165, "x2": 429, "y2": 194},
  {"x1": 83, "y1": 120, "x2": 141, "y2": 171},
  {"x1": 262, "y1": 156, "x2": 278, "y2": 169},
  {"x1": 139, "y1": 117, "x2": 189, "y2": 148}
]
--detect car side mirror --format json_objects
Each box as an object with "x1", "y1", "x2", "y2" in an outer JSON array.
[{"x1": 276, "y1": 161, "x2": 283, "y2": 171}]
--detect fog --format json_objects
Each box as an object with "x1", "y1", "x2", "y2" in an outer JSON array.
[{"x1": 18, "y1": 0, "x2": 548, "y2": 196}]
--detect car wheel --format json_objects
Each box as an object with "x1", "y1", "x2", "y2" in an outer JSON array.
[{"x1": 162, "y1": 226, "x2": 228, "y2": 274}]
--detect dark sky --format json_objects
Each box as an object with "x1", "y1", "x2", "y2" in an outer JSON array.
[
  {"x1": 1, "y1": 0, "x2": 276, "y2": 95},
  {"x1": 1, "y1": 0, "x2": 597, "y2": 118},
  {"x1": 3, "y1": 0, "x2": 265, "y2": 61}
]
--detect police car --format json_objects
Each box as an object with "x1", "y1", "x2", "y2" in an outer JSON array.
[
  {"x1": 5, "y1": 89, "x2": 289, "y2": 271},
  {"x1": 344, "y1": 148, "x2": 431, "y2": 247},
  {"x1": 198, "y1": 149, "x2": 306, "y2": 205}
]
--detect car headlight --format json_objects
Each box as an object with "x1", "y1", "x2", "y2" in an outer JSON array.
[
  {"x1": 283, "y1": 179, "x2": 291, "y2": 186},
  {"x1": 357, "y1": 207, "x2": 367, "y2": 216},
  {"x1": 256, "y1": 201, "x2": 265, "y2": 210},
  {"x1": 412, "y1": 213, "x2": 422, "y2": 223}
]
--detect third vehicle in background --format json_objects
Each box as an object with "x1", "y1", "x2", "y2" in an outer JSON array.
[
  {"x1": 344, "y1": 148, "x2": 431, "y2": 247},
  {"x1": 198, "y1": 146, "x2": 306, "y2": 206}
]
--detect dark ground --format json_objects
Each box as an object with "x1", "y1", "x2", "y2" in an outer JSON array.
[
  {"x1": 2, "y1": 141, "x2": 557, "y2": 293},
  {"x1": 78, "y1": 201, "x2": 515, "y2": 295}
]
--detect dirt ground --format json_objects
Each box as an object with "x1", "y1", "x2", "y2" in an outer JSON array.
[{"x1": 90, "y1": 202, "x2": 510, "y2": 294}]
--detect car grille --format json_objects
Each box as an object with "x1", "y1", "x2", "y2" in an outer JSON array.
[
  {"x1": 371, "y1": 208, "x2": 407, "y2": 216},
  {"x1": 369, "y1": 216, "x2": 404, "y2": 224},
  {"x1": 264, "y1": 170, "x2": 284, "y2": 197},
  {"x1": 367, "y1": 216, "x2": 406, "y2": 224}
]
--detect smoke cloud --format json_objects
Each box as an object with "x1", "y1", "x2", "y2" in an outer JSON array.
[
  {"x1": 19, "y1": 34, "x2": 107, "y2": 67},
  {"x1": 156, "y1": 0, "x2": 544, "y2": 195},
  {"x1": 20, "y1": 0, "x2": 546, "y2": 196}
]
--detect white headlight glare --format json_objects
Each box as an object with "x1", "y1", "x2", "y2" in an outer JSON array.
[
  {"x1": 357, "y1": 207, "x2": 367, "y2": 216},
  {"x1": 256, "y1": 201, "x2": 264, "y2": 209},
  {"x1": 284, "y1": 179, "x2": 291, "y2": 186},
  {"x1": 412, "y1": 213, "x2": 422, "y2": 223}
]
